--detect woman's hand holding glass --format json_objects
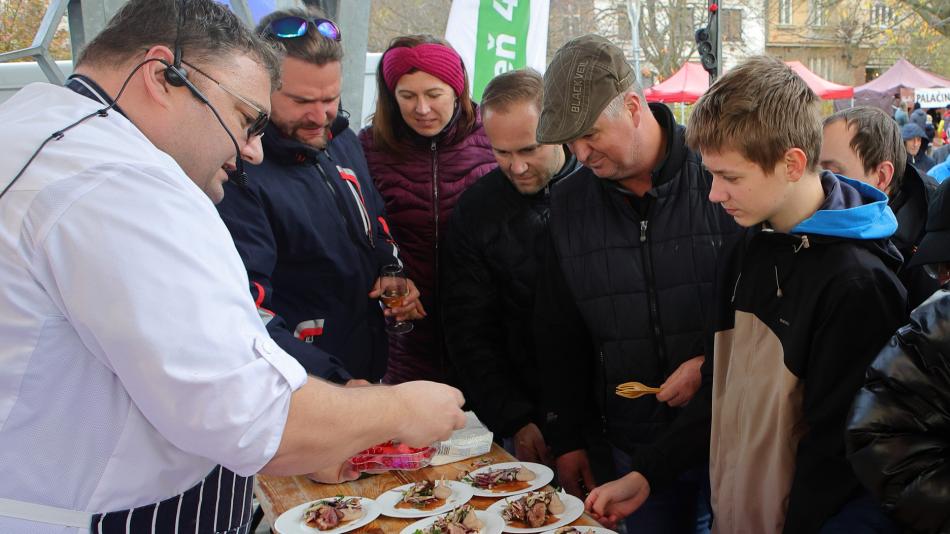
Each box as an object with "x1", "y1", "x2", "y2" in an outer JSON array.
[{"x1": 369, "y1": 264, "x2": 425, "y2": 333}]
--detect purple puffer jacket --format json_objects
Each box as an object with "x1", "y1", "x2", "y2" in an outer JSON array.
[{"x1": 359, "y1": 115, "x2": 495, "y2": 384}]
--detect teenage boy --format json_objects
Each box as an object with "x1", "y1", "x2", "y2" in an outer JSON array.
[{"x1": 584, "y1": 55, "x2": 906, "y2": 533}]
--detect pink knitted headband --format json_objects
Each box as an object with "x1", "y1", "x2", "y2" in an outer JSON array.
[{"x1": 382, "y1": 43, "x2": 466, "y2": 97}]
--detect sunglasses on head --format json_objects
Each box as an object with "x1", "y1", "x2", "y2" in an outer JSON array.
[{"x1": 266, "y1": 16, "x2": 342, "y2": 41}]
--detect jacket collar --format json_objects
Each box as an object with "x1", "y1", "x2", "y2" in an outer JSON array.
[{"x1": 648, "y1": 102, "x2": 687, "y2": 190}]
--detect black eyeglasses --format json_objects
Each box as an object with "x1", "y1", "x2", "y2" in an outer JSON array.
[
  {"x1": 266, "y1": 16, "x2": 342, "y2": 41},
  {"x1": 182, "y1": 60, "x2": 269, "y2": 139}
]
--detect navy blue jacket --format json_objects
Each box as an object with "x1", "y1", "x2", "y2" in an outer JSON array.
[{"x1": 217, "y1": 116, "x2": 399, "y2": 382}]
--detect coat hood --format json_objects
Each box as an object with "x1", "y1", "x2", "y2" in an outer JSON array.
[{"x1": 792, "y1": 172, "x2": 898, "y2": 240}]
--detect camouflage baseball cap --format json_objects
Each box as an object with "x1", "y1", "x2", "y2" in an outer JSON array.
[{"x1": 537, "y1": 34, "x2": 634, "y2": 145}]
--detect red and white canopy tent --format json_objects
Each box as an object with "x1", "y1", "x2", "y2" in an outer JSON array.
[
  {"x1": 644, "y1": 61, "x2": 854, "y2": 115},
  {"x1": 784, "y1": 61, "x2": 854, "y2": 100},
  {"x1": 643, "y1": 62, "x2": 710, "y2": 104}
]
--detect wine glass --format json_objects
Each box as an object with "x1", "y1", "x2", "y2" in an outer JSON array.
[{"x1": 380, "y1": 264, "x2": 414, "y2": 334}]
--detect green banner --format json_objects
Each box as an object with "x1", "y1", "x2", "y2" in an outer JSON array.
[{"x1": 472, "y1": 0, "x2": 532, "y2": 101}]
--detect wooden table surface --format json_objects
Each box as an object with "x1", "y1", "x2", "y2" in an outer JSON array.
[{"x1": 256, "y1": 444, "x2": 603, "y2": 533}]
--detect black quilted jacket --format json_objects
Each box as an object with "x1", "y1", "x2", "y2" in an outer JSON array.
[
  {"x1": 847, "y1": 289, "x2": 950, "y2": 534},
  {"x1": 535, "y1": 104, "x2": 739, "y2": 456}
]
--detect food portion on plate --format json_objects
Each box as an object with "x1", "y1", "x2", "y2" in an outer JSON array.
[
  {"x1": 411, "y1": 504, "x2": 483, "y2": 534},
  {"x1": 302, "y1": 497, "x2": 364, "y2": 531},
  {"x1": 397, "y1": 480, "x2": 454, "y2": 510},
  {"x1": 500, "y1": 490, "x2": 565, "y2": 529},
  {"x1": 550, "y1": 528, "x2": 596, "y2": 534},
  {"x1": 462, "y1": 465, "x2": 536, "y2": 492}
]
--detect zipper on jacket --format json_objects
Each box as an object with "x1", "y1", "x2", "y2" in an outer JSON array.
[
  {"x1": 431, "y1": 139, "x2": 441, "y2": 294},
  {"x1": 316, "y1": 160, "x2": 368, "y2": 250},
  {"x1": 639, "y1": 217, "x2": 668, "y2": 365},
  {"x1": 599, "y1": 349, "x2": 608, "y2": 436}
]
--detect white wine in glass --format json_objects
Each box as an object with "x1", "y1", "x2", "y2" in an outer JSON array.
[{"x1": 380, "y1": 264, "x2": 413, "y2": 334}]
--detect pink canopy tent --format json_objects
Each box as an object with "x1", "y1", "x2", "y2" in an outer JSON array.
[
  {"x1": 855, "y1": 58, "x2": 950, "y2": 95},
  {"x1": 644, "y1": 62, "x2": 709, "y2": 104},
  {"x1": 785, "y1": 61, "x2": 854, "y2": 100},
  {"x1": 848, "y1": 59, "x2": 950, "y2": 111}
]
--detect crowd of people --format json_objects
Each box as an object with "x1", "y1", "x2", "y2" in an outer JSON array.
[{"x1": 1, "y1": 1, "x2": 949, "y2": 533}]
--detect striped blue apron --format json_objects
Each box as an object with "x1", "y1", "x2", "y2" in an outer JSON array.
[{"x1": 0, "y1": 466, "x2": 255, "y2": 533}]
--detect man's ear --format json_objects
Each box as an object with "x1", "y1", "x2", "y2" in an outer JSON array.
[
  {"x1": 784, "y1": 148, "x2": 808, "y2": 183},
  {"x1": 624, "y1": 91, "x2": 643, "y2": 125},
  {"x1": 873, "y1": 160, "x2": 895, "y2": 193},
  {"x1": 140, "y1": 45, "x2": 179, "y2": 110}
]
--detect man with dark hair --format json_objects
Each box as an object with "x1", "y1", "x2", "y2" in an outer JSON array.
[
  {"x1": 821, "y1": 106, "x2": 940, "y2": 308},
  {"x1": 0, "y1": 1, "x2": 466, "y2": 531},
  {"x1": 534, "y1": 35, "x2": 737, "y2": 533},
  {"x1": 441, "y1": 68, "x2": 579, "y2": 464},
  {"x1": 217, "y1": 7, "x2": 423, "y2": 384}
]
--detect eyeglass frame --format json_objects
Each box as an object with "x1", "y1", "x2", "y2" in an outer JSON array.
[
  {"x1": 181, "y1": 59, "x2": 270, "y2": 139},
  {"x1": 264, "y1": 16, "x2": 342, "y2": 41}
]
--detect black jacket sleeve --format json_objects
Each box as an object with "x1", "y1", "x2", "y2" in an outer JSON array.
[
  {"x1": 441, "y1": 202, "x2": 537, "y2": 437},
  {"x1": 847, "y1": 290, "x2": 950, "y2": 534},
  {"x1": 783, "y1": 272, "x2": 906, "y2": 534},
  {"x1": 216, "y1": 181, "x2": 352, "y2": 383},
  {"x1": 533, "y1": 233, "x2": 596, "y2": 457}
]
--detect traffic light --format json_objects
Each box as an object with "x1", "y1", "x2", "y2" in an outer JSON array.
[{"x1": 695, "y1": 3, "x2": 720, "y2": 80}]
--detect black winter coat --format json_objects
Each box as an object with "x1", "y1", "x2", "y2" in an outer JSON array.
[
  {"x1": 441, "y1": 151, "x2": 579, "y2": 437},
  {"x1": 847, "y1": 289, "x2": 950, "y2": 534},
  {"x1": 891, "y1": 162, "x2": 940, "y2": 310},
  {"x1": 535, "y1": 104, "x2": 738, "y2": 456}
]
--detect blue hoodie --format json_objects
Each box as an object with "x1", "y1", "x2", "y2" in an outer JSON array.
[{"x1": 793, "y1": 172, "x2": 898, "y2": 240}]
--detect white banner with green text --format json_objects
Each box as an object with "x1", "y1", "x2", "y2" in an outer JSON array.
[{"x1": 444, "y1": 0, "x2": 550, "y2": 102}]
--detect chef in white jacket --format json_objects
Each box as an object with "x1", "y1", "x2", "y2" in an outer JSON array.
[{"x1": 0, "y1": 1, "x2": 466, "y2": 532}]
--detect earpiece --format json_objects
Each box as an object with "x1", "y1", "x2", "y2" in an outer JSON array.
[{"x1": 163, "y1": 63, "x2": 188, "y2": 87}]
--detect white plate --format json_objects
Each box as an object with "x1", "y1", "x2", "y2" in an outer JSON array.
[
  {"x1": 273, "y1": 496, "x2": 380, "y2": 534},
  {"x1": 464, "y1": 462, "x2": 555, "y2": 497},
  {"x1": 540, "y1": 527, "x2": 618, "y2": 534},
  {"x1": 377, "y1": 480, "x2": 476, "y2": 518},
  {"x1": 399, "y1": 509, "x2": 505, "y2": 534},
  {"x1": 485, "y1": 492, "x2": 585, "y2": 533}
]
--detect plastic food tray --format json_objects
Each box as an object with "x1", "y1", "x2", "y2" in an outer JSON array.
[{"x1": 347, "y1": 441, "x2": 437, "y2": 473}]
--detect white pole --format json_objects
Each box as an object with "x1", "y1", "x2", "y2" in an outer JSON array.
[{"x1": 626, "y1": 0, "x2": 642, "y2": 86}]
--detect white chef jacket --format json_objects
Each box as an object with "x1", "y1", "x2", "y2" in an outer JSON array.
[{"x1": 0, "y1": 83, "x2": 308, "y2": 532}]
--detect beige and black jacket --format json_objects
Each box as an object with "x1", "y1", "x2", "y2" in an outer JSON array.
[{"x1": 630, "y1": 174, "x2": 907, "y2": 533}]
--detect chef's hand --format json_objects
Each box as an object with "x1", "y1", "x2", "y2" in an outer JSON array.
[
  {"x1": 392, "y1": 381, "x2": 466, "y2": 446},
  {"x1": 306, "y1": 461, "x2": 360, "y2": 484},
  {"x1": 584, "y1": 471, "x2": 651, "y2": 529},
  {"x1": 555, "y1": 449, "x2": 596, "y2": 499},
  {"x1": 369, "y1": 277, "x2": 426, "y2": 321},
  {"x1": 656, "y1": 355, "x2": 704, "y2": 407}
]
